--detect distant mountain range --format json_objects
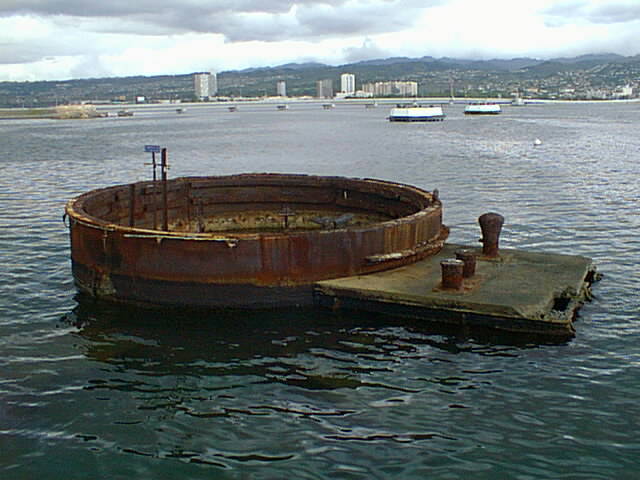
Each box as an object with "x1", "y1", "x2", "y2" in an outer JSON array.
[
  {"x1": 216, "y1": 53, "x2": 639, "y2": 98},
  {"x1": 239, "y1": 53, "x2": 633, "y2": 74},
  {"x1": 0, "y1": 54, "x2": 638, "y2": 107}
]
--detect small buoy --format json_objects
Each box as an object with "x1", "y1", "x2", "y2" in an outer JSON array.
[{"x1": 533, "y1": 138, "x2": 542, "y2": 146}]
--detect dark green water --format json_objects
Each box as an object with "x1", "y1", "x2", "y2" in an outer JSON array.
[{"x1": 1, "y1": 102, "x2": 639, "y2": 479}]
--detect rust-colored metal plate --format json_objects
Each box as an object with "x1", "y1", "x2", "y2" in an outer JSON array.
[{"x1": 65, "y1": 173, "x2": 448, "y2": 308}]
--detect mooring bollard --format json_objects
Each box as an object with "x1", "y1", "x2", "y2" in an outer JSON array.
[
  {"x1": 455, "y1": 249, "x2": 476, "y2": 278},
  {"x1": 440, "y1": 259, "x2": 464, "y2": 290},
  {"x1": 478, "y1": 212, "x2": 504, "y2": 257}
]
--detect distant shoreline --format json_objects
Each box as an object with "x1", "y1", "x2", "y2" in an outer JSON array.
[
  {"x1": 0, "y1": 108, "x2": 59, "y2": 120},
  {"x1": 2, "y1": 97, "x2": 638, "y2": 120},
  {"x1": 0, "y1": 105, "x2": 105, "y2": 120}
]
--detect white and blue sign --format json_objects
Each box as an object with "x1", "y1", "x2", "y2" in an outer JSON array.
[{"x1": 144, "y1": 145, "x2": 161, "y2": 153}]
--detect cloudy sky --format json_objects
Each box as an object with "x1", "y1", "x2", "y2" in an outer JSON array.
[{"x1": 1, "y1": 0, "x2": 639, "y2": 81}]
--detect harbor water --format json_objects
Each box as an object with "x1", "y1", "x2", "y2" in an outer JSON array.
[{"x1": 1, "y1": 101, "x2": 639, "y2": 479}]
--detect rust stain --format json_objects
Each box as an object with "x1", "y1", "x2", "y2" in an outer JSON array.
[{"x1": 65, "y1": 173, "x2": 448, "y2": 307}]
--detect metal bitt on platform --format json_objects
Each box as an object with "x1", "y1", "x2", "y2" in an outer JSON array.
[
  {"x1": 440, "y1": 259, "x2": 465, "y2": 290},
  {"x1": 455, "y1": 249, "x2": 476, "y2": 278},
  {"x1": 439, "y1": 213, "x2": 505, "y2": 290},
  {"x1": 440, "y1": 248, "x2": 478, "y2": 290},
  {"x1": 478, "y1": 212, "x2": 504, "y2": 257}
]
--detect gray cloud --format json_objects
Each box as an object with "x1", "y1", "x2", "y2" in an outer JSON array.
[
  {"x1": 544, "y1": 1, "x2": 640, "y2": 25},
  {"x1": 0, "y1": 1, "x2": 303, "y2": 17},
  {"x1": 69, "y1": 55, "x2": 113, "y2": 79},
  {"x1": 0, "y1": 1, "x2": 442, "y2": 41},
  {"x1": 0, "y1": 30, "x2": 94, "y2": 64},
  {"x1": 0, "y1": 45, "x2": 46, "y2": 64},
  {"x1": 295, "y1": 1, "x2": 429, "y2": 37},
  {"x1": 343, "y1": 38, "x2": 390, "y2": 62}
]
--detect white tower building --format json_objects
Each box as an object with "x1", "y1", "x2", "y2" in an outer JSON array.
[
  {"x1": 277, "y1": 80, "x2": 287, "y2": 97},
  {"x1": 193, "y1": 72, "x2": 218, "y2": 100},
  {"x1": 341, "y1": 73, "x2": 355, "y2": 95}
]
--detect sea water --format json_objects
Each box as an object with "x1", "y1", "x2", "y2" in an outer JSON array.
[{"x1": 1, "y1": 101, "x2": 639, "y2": 479}]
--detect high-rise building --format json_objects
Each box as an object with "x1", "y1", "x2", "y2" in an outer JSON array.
[
  {"x1": 277, "y1": 80, "x2": 287, "y2": 97},
  {"x1": 341, "y1": 73, "x2": 355, "y2": 95},
  {"x1": 193, "y1": 72, "x2": 218, "y2": 99},
  {"x1": 210, "y1": 72, "x2": 218, "y2": 96},
  {"x1": 361, "y1": 81, "x2": 418, "y2": 97},
  {"x1": 316, "y1": 79, "x2": 333, "y2": 99}
]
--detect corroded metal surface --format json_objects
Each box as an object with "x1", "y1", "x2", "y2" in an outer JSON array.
[
  {"x1": 478, "y1": 212, "x2": 504, "y2": 257},
  {"x1": 315, "y1": 244, "x2": 598, "y2": 338},
  {"x1": 455, "y1": 249, "x2": 476, "y2": 278},
  {"x1": 65, "y1": 174, "x2": 448, "y2": 308}
]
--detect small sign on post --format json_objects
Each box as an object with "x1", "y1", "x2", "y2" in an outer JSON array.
[{"x1": 144, "y1": 145, "x2": 161, "y2": 153}]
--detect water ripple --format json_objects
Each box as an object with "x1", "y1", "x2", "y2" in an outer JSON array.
[{"x1": 2, "y1": 103, "x2": 640, "y2": 479}]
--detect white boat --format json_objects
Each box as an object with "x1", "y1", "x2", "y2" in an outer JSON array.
[
  {"x1": 176, "y1": 107, "x2": 186, "y2": 114},
  {"x1": 322, "y1": 103, "x2": 335, "y2": 109},
  {"x1": 464, "y1": 103, "x2": 501, "y2": 115},
  {"x1": 511, "y1": 97, "x2": 526, "y2": 106},
  {"x1": 388, "y1": 104, "x2": 445, "y2": 122}
]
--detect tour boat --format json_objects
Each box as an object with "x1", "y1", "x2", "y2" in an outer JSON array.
[
  {"x1": 464, "y1": 103, "x2": 501, "y2": 115},
  {"x1": 389, "y1": 104, "x2": 445, "y2": 122}
]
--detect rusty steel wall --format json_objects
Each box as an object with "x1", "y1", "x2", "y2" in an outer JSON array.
[{"x1": 66, "y1": 174, "x2": 448, "y2": 307}]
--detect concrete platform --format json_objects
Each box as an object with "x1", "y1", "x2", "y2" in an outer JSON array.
[{"x1": 314, "y1": 244, "x2": 597, "y2": 337}]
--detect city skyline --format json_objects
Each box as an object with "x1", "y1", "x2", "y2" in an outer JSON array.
[
  {"x1": 1, "y1": 1, "x2": 640, "y2": 82},
  {"x1": 2, "y1": 52, "x2": 637, "y2": 109}
]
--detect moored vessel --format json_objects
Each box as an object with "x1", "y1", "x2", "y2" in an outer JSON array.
[
  {"x1": 389, "y1": 104, "x2": 445, "y2": 122},
  {"x1": 464, "y1": 103, "x2": 501, "y2": 115}
]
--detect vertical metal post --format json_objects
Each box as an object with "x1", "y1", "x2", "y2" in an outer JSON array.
[
  {"x1": 151, "y1": 151, "x2": 157, "y2": 230},
  {"x1": 161, "y1": 148, "x2": 169, "y2": 231},
  {"x1": 279, "y1": 205, "x2": 294, "y2": 230},
  {"x1": 128, "y1": 183, "x2": 136, "y2": 227},
  {"x1": 185, "y1": 182, "x2": 191, "y2": 228}
]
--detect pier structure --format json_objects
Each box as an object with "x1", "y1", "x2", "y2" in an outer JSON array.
[
  {"x1": 315, "y1": 243, "x2": 596, "y2": 338},
  {"x1": 65, "y1": 170, "x2": 597, "y2": 338}
]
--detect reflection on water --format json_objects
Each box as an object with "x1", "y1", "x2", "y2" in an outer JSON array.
[
  {"x1": 65, "y1": 293, "x2": 558, "y2": 375},
  {"x1": 49, "y1": 295, "x2": 557, "y2": 473}
]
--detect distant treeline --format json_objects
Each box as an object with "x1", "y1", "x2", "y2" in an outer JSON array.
[{"x1": 1, "y1": 53, "x2": 638, "y2": 107}]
